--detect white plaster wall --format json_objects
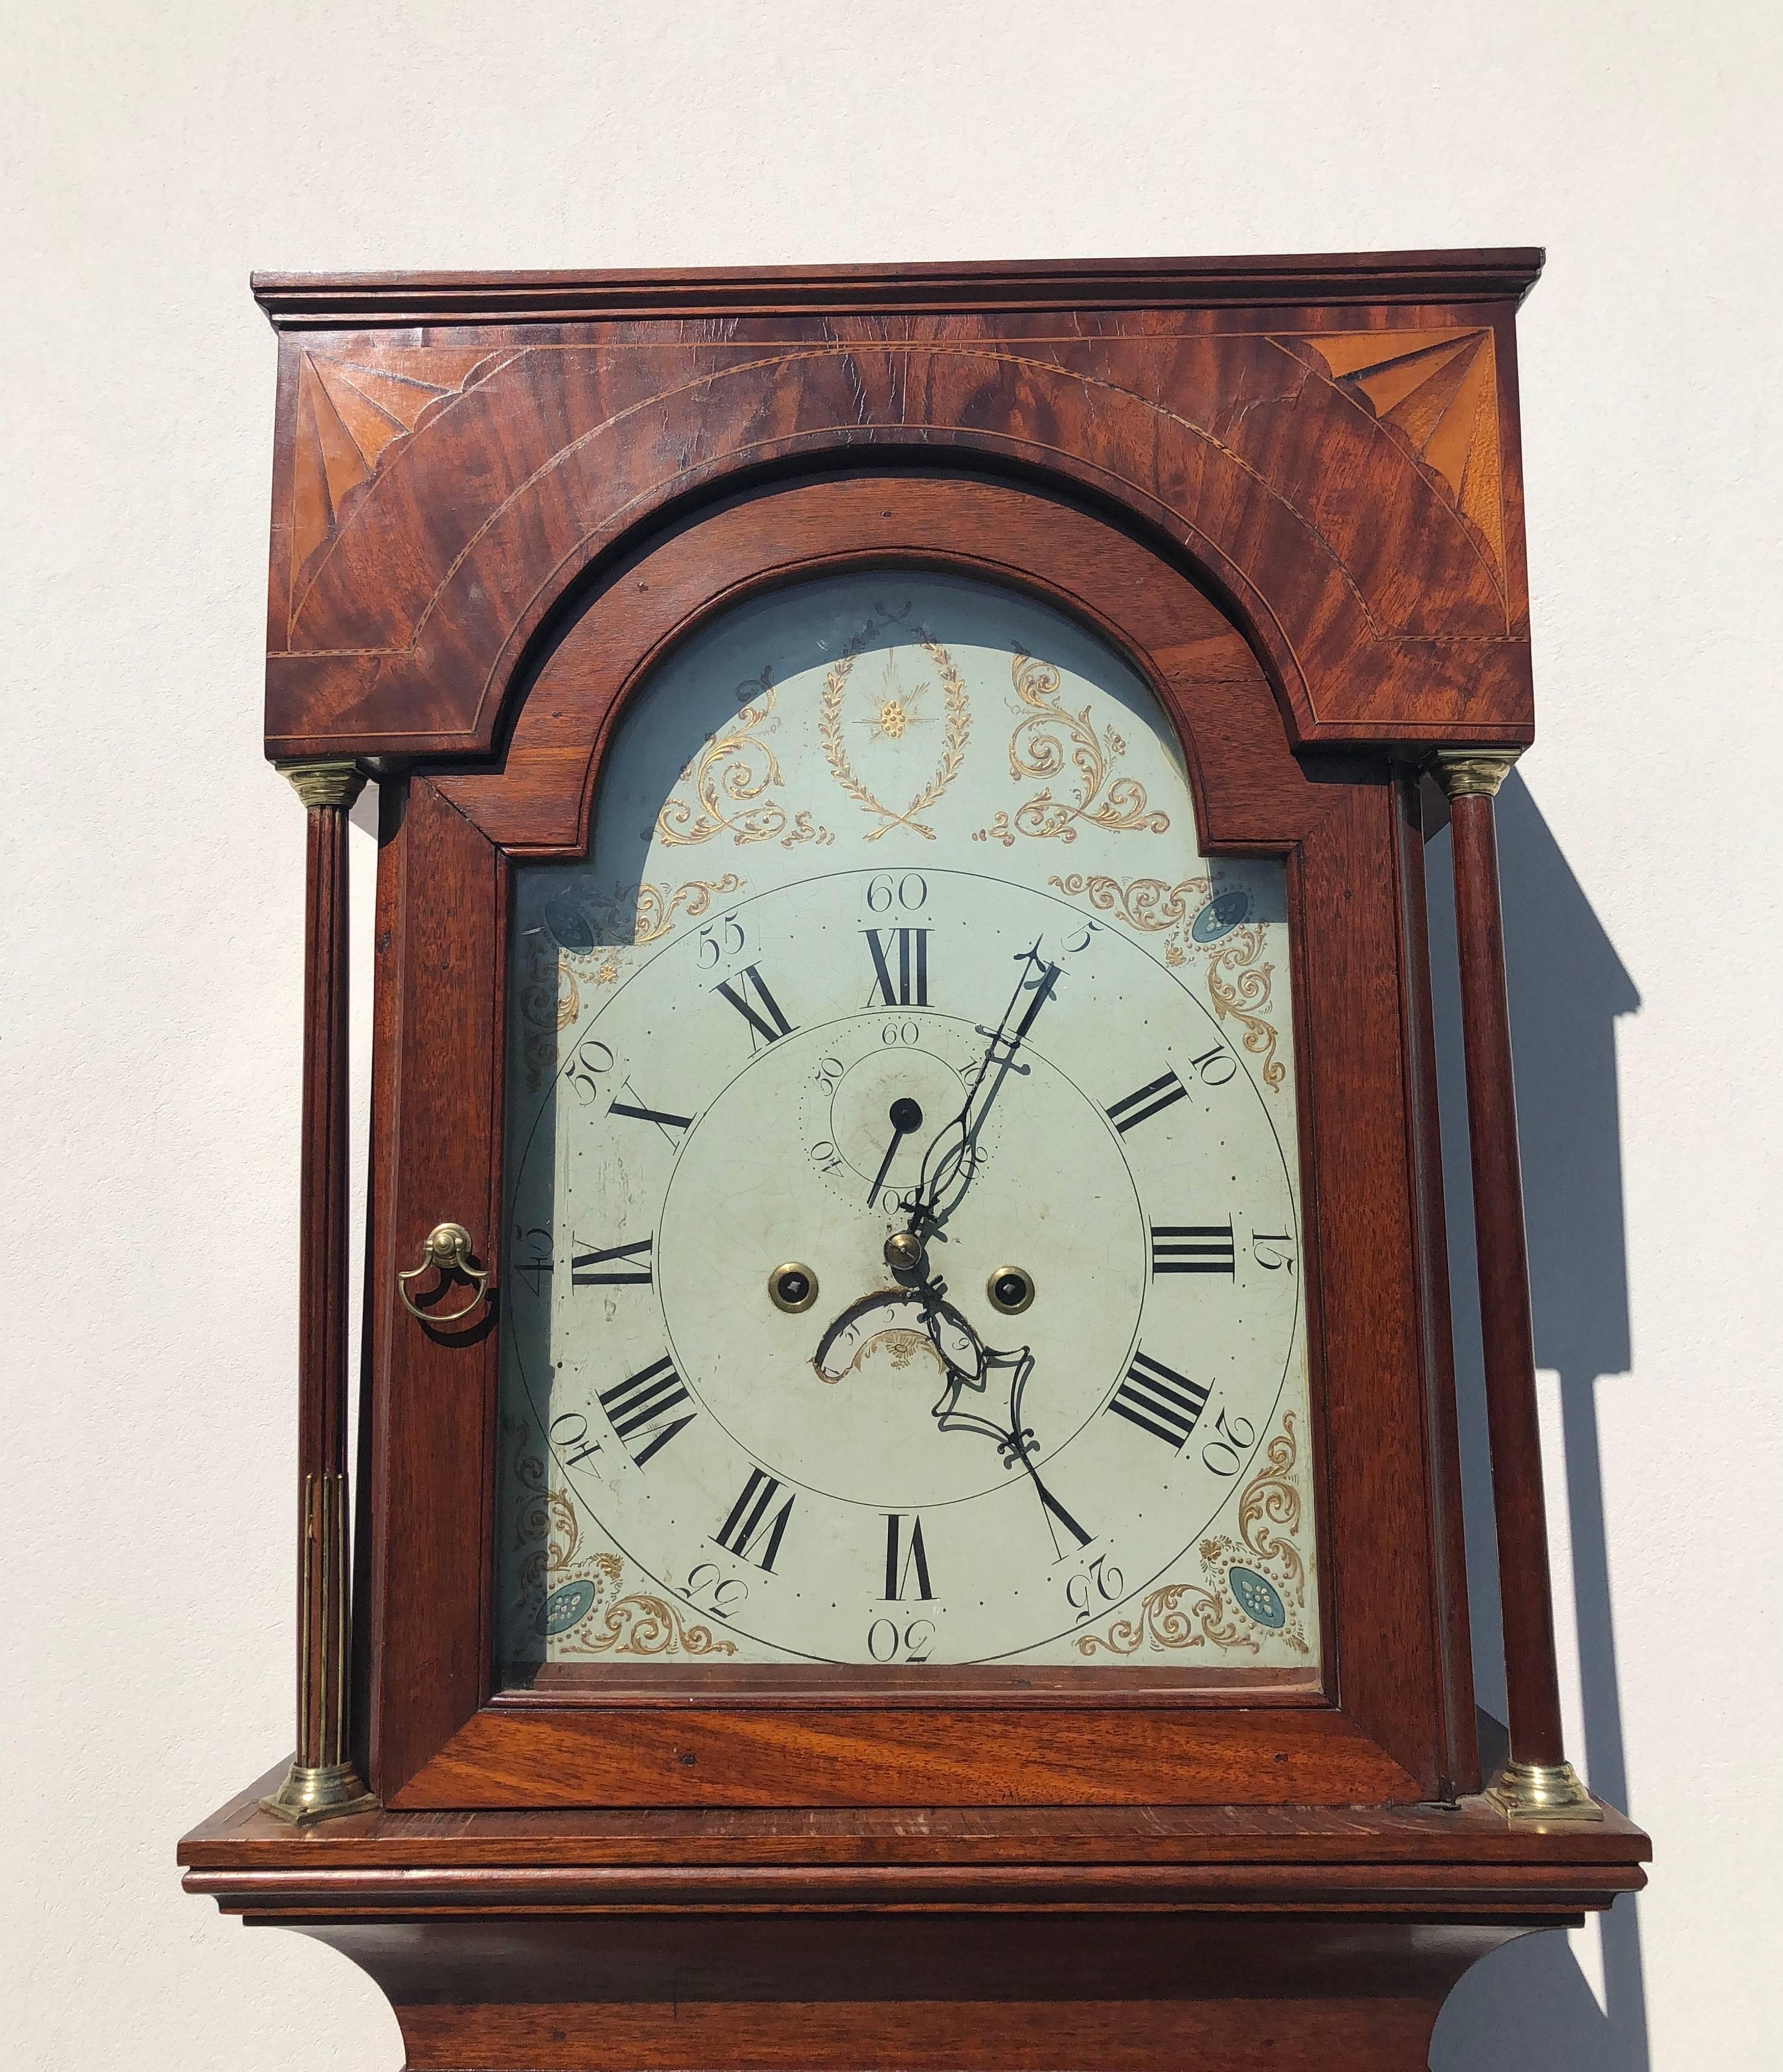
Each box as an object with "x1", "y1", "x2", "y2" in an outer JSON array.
[{"x1": 4, "y1": 5, "x2": 1778, "y2": 2067}]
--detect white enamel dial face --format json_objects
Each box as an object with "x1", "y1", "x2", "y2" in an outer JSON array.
[{"x1": 497, "y1": 570, "x2": 1319, "y2": 1674}]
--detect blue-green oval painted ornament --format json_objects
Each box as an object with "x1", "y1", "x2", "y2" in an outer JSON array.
[
  {"x1": 543, "y1": 894, "x2": 597, "y2": 953},
  {"x1": 538, "y1": 1578, "x2": 597, "y2": 1635},
  {"x1": 1191, "y1": 888, "x2": 1250, "y2": 943},
  {"x1": 1227, "y1": 1564, "x2": 1286, "y2": 1629}
]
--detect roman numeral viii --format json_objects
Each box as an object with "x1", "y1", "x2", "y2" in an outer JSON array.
[
  {"x1": 1107, "y1": 1349, "x2": 1211, "y2": 1450},
  {"x1": 864, "y1": 928, "x2": 929, "y2": 1007},
  {"x1": 1106, "y1": 1068, "x2": 1189, "y2": 1134},
  {"x1": 599, "y1": 1354, "x2": 696, "y2": 1466},
  {"x1": 1150, "y1": 1222, "x2": 1235, "y2": 1276},
  {"x1": 714, "y1": 964, "x2": 796, "y2": 1049},
  {"x1": 571, "y1": 1235, "x2": 652, "y2": 1285},
  {"x1": 883, "y1": 1513, "x2": 934, "y2": 1600},
  {"x1": 714, "y1": 1468, "x2": 796, "y2": 1571}
]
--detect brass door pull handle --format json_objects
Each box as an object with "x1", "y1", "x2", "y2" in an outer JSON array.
[{"x1": 398, "y1": 1222, "x2": 489, "y2": 1322}]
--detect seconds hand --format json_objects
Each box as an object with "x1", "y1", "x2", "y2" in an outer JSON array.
[{"x1": 866, "y1": 1096, "x2": 924, "y2": 1207}]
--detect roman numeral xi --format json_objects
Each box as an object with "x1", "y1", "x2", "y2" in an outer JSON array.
[{"x1": 714, "y1": 964, "x2": 796, "y2": 1049}]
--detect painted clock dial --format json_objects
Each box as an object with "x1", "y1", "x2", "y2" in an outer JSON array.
[{"x1": 496, "y1": 571, "x2": 1319, "y2": 1674}]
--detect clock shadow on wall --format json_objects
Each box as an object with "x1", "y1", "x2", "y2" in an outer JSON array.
[{"x1": 1424, "y1": 774, "x2": 1648, "y2": 2072}]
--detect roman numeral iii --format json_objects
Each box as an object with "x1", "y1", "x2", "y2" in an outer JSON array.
[
  {"x1": 864, "y1": 928, "x2": 930, "y2": 1007},
  {"x1": 1107, "y1": 1349, "x2": 1211, "y2": 1450},
  {"x1": 714, "y1": 963, "x2": 796, "y2": 1048},
  {"x1": 1150, "y1": 1222, "x2": 1235, "y2": 1275},
  {"x1": 883, "y1": 1513, "x2": 934, "y2": 1601},
  {"x1": 1105, "y1": 1068, "x2": 1189, "y2": 1134},
  {"x1": 715, "y1": 1468, "x2": 796, "y2": 1571},
  {"x1": 570, "y1": 1235, "x2": 653, "y2": 1286},
  {"x1": 598, "y1": 1354, "x2": 696, "y2": 1466}
]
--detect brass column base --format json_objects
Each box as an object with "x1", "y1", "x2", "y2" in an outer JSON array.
[
  {"x1": 1483, "y1": 1759, "x2": 1604, "y2": 1826},
  {"x1": 260, "y1": 1761, "x2": 379, "y2": 1826}
]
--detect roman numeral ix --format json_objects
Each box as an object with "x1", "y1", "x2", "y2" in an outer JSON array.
[
  {"x1": 864, "y1": 928, "x2": 930, "y2": 1008},
  {"x1": 598, "y1": 1354, "x2": 696, "y2": 1467},
  {"x1": 570, "y1": 1235, "x2": 653, "y2": 1286},
  {"x1": 714, "y1": 963, "x2": 796, "y2": 1049},
  {"x1": 1105, "y1": 1068, "x2": 1189, "y2": 1134},
  {"x1": 1150, "y1": 1222, "x2": 1236, "y2": 1276},
  {"x1": 1107, "y1": 1349, "x2": 1212, "y2": 1450},
  {"x1": 714, "y1": 1468, "x2": 796, "y2": 1572}
]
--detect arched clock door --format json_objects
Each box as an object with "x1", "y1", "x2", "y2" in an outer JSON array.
[{"x1": 362, "y1": 471, "x2": 1452, "y2": 1808}]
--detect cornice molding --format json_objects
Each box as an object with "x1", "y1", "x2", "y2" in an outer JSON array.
[{"x1": 251, "y1": 249, "x2": 1546, "y2": 331}]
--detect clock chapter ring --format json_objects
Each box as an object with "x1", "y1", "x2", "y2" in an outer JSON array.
[{"x1": 398, "y1": 1222, "x2": 490, "y2": 1323}]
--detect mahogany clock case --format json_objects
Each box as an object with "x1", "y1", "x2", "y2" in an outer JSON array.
[{"x1": 179, "y1": 258, "x2": 1648, "y2": 2072}]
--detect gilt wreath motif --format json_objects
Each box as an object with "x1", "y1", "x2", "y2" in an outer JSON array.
[{"x1": 817, "y1": 604, "x2": 971, "y2": 840}]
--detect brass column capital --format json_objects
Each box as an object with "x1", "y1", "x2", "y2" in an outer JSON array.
[
  {"x1": 1429, "y1": 747, "x2": 1522, "y2": 800},
  {"x1": 275, "y1": 757, "x2": 367, "y2": 810}
]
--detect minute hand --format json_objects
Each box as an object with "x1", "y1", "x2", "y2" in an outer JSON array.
[{"x1": 908, "y1": 952, "x2": 1061, "y2": 1235}]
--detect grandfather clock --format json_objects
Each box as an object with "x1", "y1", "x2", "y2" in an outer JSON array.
[{"x1": 180, "y1": 252, "x2": 1648, "y2": 2070}]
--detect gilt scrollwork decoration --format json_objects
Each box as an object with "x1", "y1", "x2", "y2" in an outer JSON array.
[
  {"x1": 505, "y1": 1420, "x2": 737, "y2": 1659},
  {"x1": 657, "y1": 668, "x2": 835, "y2": 850},
  {"x1": 974, "y1": 646, "x2": 1169, "y2": 846},
  {"x1": 514, "y1": 874, "x2": 744, "y2": 1091},
  {"x1": 1047, "y1": 871, "x2": 1286, "y2": 1092},
  {"x1": 1074, "y1": 1412, "x2": 1309, "y2": 1657}
]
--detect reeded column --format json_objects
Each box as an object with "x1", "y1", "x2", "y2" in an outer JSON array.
[
  {"x1": 260, "y1": 759, "x2": 378, "y2": 1825},
  {"x1": 1434, "y1": 748, "x2": 1600, "y2": 1824}
]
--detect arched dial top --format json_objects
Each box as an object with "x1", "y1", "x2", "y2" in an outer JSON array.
[{"x1": 496, "y1": 569, "x2": 1318, "y2": 1674}]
